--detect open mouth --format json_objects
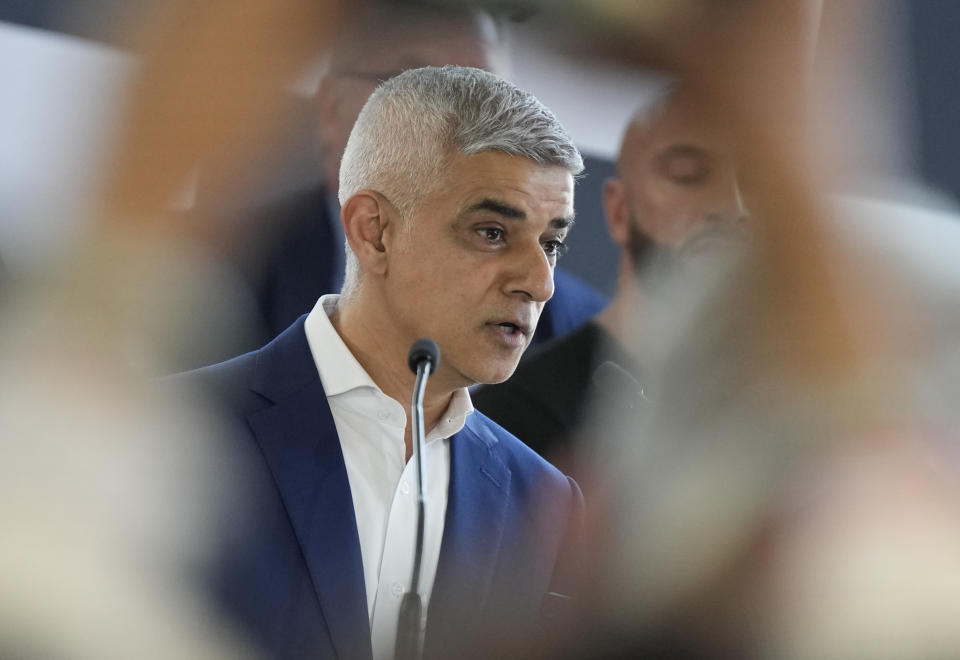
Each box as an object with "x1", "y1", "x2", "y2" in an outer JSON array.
[{"x1": 487, "y1": 319, "x2": 531, "y2": 348}]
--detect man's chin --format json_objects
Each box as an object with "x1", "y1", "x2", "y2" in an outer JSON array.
[{"x1": 465, "y1": 362, "x2": 521, "y2": 387}]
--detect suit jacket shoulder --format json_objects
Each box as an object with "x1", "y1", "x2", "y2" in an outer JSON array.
[{"x1": 462, "y1": 409, "x2": 576, "y2": 496}]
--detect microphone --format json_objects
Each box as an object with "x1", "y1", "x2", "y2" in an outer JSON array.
[
  {"x1": 407, "y1": 338, "x2": 440, "y2": 376},
  {"x1": 396, "y1": 338, "x2": 441, "y2": 660}
]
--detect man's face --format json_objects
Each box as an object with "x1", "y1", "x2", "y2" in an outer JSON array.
[
  {"x1": 617, "y1": 102, "x2": 747, "y2": 267},
  {"x1": 317, "y1": 13, "x2": 503, "y2": 191},
  {"x1": 382, "y1": 151, "x2": 574, "y2": 389}
]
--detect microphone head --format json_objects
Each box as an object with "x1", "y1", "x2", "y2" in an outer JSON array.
[{"x1": 408, "y1": 338, "x2": 440, "y2": 375}]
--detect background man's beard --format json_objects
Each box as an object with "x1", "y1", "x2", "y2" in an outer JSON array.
[
  {"x1": 629, "y1": 208, "x2": 750, "y2": 268},
  {"x1": 627, "y1": 213, "x2": 749, "y2": 295},
  {"x1": 627, "y1": 216, "x2": 676, "y2": 279}
]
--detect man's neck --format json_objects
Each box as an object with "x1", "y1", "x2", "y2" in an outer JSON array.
[{"x1": 331, "y1": 294, "x2": 454, "y2": 460}]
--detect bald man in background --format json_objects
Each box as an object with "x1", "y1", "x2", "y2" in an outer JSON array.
[{"x1": 473, "y1": 86, "x2": 749, "y2": 473}]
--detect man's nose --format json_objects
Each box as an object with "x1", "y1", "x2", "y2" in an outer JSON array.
[
  {"x1": 506, "y1": 241, "x2": 555, "y2": 303},
  {"x1": 705, "y1": 174, "x2": 750, "y2": 226}
]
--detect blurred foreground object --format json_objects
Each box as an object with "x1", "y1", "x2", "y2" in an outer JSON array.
[
  {"x1": 586, "y1": 195, "x2": 960, "y2": 660},
  {"x1": 511, "y1": 0, "x2": 960, "y2": 658},
  {"x1": 0, "y1": 0, "x2": 342, "y2": 656},
  {"x1": 0, "y1": 301, "x2": 260, "y2": 658}
]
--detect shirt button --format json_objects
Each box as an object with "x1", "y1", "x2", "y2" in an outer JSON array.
[
  {"x1": 377, "y1": 409, "x2": 389, "y2": 421},
  {"x1": 392, "y1": 581, "x2": 404, "y2": 598},
  {"x1": 400, "y1": 481, "x2": 411, "y2": 495}
]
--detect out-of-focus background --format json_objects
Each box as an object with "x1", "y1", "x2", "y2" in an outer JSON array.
[
  {"x1": 4, "y1": 0, "x2": 954, "y2": 297},
  {"x1": 0, "y1": 0, "x2": 644, "y2": 295}
]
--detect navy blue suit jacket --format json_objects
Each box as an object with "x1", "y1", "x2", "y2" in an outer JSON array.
[{"x1": 178, "y1": 317, "x2": 583, "y2": 660}]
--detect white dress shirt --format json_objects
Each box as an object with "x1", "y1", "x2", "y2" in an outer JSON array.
[{"x1": 304, "y1": 295, "x2": 473, "y2": 660}]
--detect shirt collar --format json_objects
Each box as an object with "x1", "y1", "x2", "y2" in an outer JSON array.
[
  {"x1": 304, "y1": 294, "x2": 475, "y2": 435},
  {"x1": 304, "y1": 294, "x2": 380, "y2": 396},
  {"x1": 428, "y1": 387, "x2": 474, "y2": 441}
]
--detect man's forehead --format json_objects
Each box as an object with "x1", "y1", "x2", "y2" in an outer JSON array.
[
  {"x1": 445, "y1": 155, "x2": 575, "y2": 215},
  {"x1": 621, "y1": 114, "x2": 726, "y2": 173}
]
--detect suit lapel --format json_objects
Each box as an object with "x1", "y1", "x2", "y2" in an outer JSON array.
[
  {"x1": 425, "y1": 416, "x2": 511, "y2": 658},
  {"x1": 246, "y1": 320, "x2": 372, "y2": 660}
]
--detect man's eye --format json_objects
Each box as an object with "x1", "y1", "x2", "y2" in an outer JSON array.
[
  {"x1": 543, "y1": 240, "x2": 569, "y2": 258},
  {"x1": 662, "y1": 153, "x2": 711, "y2": 185},
  {"x1": 478, "y1": 227, "x2": 506, "y2": 243},
  {"x1": 656, "y1": 145, "x2": 714, "y2": 185}
]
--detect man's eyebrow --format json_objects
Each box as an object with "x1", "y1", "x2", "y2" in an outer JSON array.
[
  {"x1": 466, "y1": 198, "x2": 575, "y2": 229},
  {"x1": 467, "y1": 198, "x2": 526, "y2": 220},
  {"x1": 670, "y1": 141, "x2": 708, "y2": 152}
]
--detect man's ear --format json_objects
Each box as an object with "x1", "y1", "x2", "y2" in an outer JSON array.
[
  {"x1": 603, "y1": 177, "x2": 630, "y2": 247},
  {"x1": 341, "y1": 190, "x2": 392, "y2": 277}
]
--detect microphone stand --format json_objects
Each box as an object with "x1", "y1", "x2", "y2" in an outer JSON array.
[{"x1": 396, "y1": 339, "x2": 439, "y2": 660}]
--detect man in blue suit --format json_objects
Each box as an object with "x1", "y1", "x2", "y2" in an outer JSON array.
[{"x1": 182, "y1": 66, "x2": 585, "y2": 660}]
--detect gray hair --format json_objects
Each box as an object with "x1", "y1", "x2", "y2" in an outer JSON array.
[{"x1": 338, "y1": 65, "x2": 583, "y2": 296}]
